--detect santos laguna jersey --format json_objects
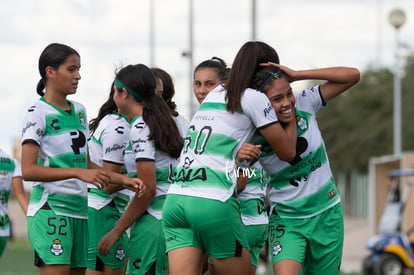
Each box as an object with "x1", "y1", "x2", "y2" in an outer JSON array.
[
  {"x1": 0, "y1": 149, "x2": 21, "y2": 237},
  {"x1": 88, "y1": 113, "x2": 131, "y2": 211},
  {"x1": 128, "y1": 116, "x2": 179, "y2": 220},
  {"x1": 21, "y1": 97, "x2": 89, "y2": 219},
  {"x1": 259, "y1": 85, "x2": 340, "y2": 219},
  {"x1": 168, "y1": 85, "x2": 279, "y2": 202}
]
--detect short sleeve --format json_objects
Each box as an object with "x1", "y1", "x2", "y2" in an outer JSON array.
[
  {"x1": 21, "y1": 103, "x2": 45, "y2": 145},
  {"x1": 296, "y1": 85, "x2": 324, "y2": 114},
  {"x1": 241, "y1": 88, "x2": 278, "y2": 129},
  {"x1": 130, "y1": 118, "x2": 155, "y2": 161}
]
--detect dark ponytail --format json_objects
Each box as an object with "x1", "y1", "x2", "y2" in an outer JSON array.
[
  {"x1": 116, "y1": 64, "x2": 183, "y2": 158},
  {"x1": 36, "y1": 79, "x2": 46, "y2": 96},
  {"x1": 143, "y1": 96, "x2": 183, "y2": 158}
]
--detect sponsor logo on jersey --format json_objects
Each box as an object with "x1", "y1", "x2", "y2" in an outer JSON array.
[
  {"x1": 131, "y1": 138, "x2": 146, "y2": 153},
  {"x1": 132, "y1": 258, "x2": 142, "y2": 269},
  {"x1": 50, "y1": 119, "x2": 61, "y2": 130},
  {"x1": 115, "y1": 126, "x2": 125, "y2": 134},
  {"x1": 105, "y1": 144, "x2": 125, "y2": 154},
  {"x1": 166, "y1": 235, "x2": 177, "y2": 242},
  {"x1": 0, "y1": 157, "x2": 12, "y2": 164},
  {"x1": 182, "y1": 157, "x2": 194, "y2": 169},
  {"x1": 70, "y1": 130, "x2": 87, "y2": 155},
  {"x1": 175, "y1": 167, "x2": 207, "y2": 182},
  {"x1": 0, "y1": 212, "x2": 9, "y2": 226},
  {"x1": 263, "y1": 103, "x2": 273, "y2": 117},
  {"x1": 328, "y1": 189, "x2": 337, "y2": 199},
  {"x1": 134, "y1": 122, "x2": 145, "y2": 129},
  {"x1": 28, "y1": 105, "x2": 36, "y2": 112},
  {"x1": 22, "y1": 121, "x2": 37, "y2": 134}
]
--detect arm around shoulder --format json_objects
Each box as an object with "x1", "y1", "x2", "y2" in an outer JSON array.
[{"x1": 259, "y1": 122, "x2": 297, "y2": 162}]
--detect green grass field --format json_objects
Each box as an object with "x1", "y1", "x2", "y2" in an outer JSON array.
[
  {"x1": 0, "y1": 238, "x2": 361, "y2": 275},
  {"x1": 0, "y1": 238, "x2": 37, "y2": 275}
]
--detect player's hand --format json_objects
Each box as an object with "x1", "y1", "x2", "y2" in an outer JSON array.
[
  {"x1": 124, "y1": 178, "x2": 146, "y2": 197},
  {"x1": 237, "y1": 143, "x2": 261, "y2": 164},
  {"x1": 260, "y1": 62, "x2": 297, "y2": 82},
  {"x1": 98, "y1": 229, "x2": 121, "y2": 256},
  {"x1": 78, "y1": 169, "x2": 110, "y2": 190}
]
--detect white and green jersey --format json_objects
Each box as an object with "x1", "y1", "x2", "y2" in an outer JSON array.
[
  {"x1": 88, "y1": 113, "x2": 131, "y2": 212},
  {"x1": 168, "y1": 85, "x2": 279, "y2": 202},
  {"x1": 258, "y1": 85, "x2": 340, "y2": 219},
  {"x1": 238, "y1": 162, "x2": 269, "y2": 226},
  {"x1": 21, "y1": 97, "x2": 89, "y2": 219},
  {"x1": 128, "y1": 116, "x2": 179, "y2": 220},
  {"x1": 0, "y1": 149, "x2": 21, "y2": 237}
]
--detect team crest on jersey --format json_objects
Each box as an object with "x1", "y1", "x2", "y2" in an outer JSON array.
[
  {"x1": 36, "y1": 128, "x2": 45, "y2": 137},
  {"x1": 296, "y1": 115, "x2": 307, "y2": 130},
  {"x1": 272, "y1": 241, "x2": 282, "y2": 256},
  {"x1": 79, "y1": 112, "x2": 86, "y2": 129},
  {"x1": 115, "y1": 245, "x2": 126, "y2": 260},
  {"x1": 50, "y1": 239, "x2": 64, "y2": 256}
]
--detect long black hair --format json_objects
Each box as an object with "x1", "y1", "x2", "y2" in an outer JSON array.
[
  {"x1": 115, "y1": 64, "x2": 183, "y2": 158},
  {"x1": 225, "y1": 41, "x2": 279, "y2": 113},
  {"x1": 37, "y1": 43, "x2": 80, "y2": 96},
  {"x1": 151, "y1": 67, "x2": 179, "y2": 117}
]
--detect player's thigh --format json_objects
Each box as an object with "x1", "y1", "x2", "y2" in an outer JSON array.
[
  {"x1": 167, "y1": 246, "x2": 204, "y2": 275},
  {"x1": 303, "y1": 204, "x2": 344, "y2": 275},
  {"x1": 210, "y1": 247, "x2": 251, "y2": 275},
  {"x1": 268, "y1": 214, "x2": 307, "y2": 267},
  {"x1": 245, "y1": 223, "x2": 268, "y2": 267}
]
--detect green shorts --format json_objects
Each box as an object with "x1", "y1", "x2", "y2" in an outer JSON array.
[
  {"x1": 268, "y1": 203, "x2": 344, "y2": 274},
  {"x1": 162, "y1": 194, "x2": 249, "y2": 259},
  {"x1": 126, "y1": 213, "x2": 167, "y2": 275},
  {"x1": 245, "y1": 223, "x2": 268, "y2": 267},
  {"x1": 87, "y1": 204, "x2": 128, "y2": 271},
  {"x1": 27, "y1": 206, "x2": 88, "y2": 268}
]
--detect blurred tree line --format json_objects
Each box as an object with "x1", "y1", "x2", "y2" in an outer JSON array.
[{"x1": 316, "y1": 55, "x2": 414, "y2": 174}]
